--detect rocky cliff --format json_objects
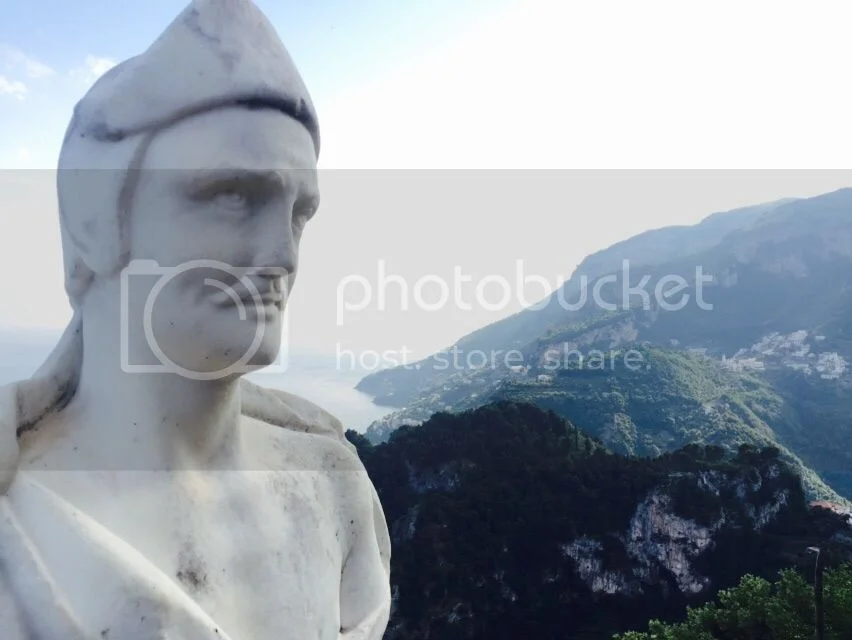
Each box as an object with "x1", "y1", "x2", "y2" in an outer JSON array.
[{"x1": 349, "y1": 402, "x2": 852, "y2": 640}]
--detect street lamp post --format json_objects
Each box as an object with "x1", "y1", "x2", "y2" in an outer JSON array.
[{"x1": 807, "y1": 546, "x2": 825, "y2": 640}]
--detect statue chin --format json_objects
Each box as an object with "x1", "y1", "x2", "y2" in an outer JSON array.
[
  {"x1": 171, "y1": 333, "x2": 284, "y2": 378},
  {"x1": 244, "y1": 335, "x2": 285, "y2": 372},
  {"x1": 140, "y1": 301, "x2": 286, "y2": 379}
]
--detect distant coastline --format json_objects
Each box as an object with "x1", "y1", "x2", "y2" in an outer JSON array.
[{"x1": 0, "y1": 328, "x2": 392, "y2": 432}]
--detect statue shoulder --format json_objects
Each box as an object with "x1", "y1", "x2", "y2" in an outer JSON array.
[
  {"x1": 241, "y1": 380, "x2": 393, "y2": 578},
  {"x1": 240, "y1": 378, "x2": 354, "y2": 454}
]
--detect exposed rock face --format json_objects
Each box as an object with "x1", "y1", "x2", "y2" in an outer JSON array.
[
  {"x1": 562, "y1": 465, "x2": 791, "y2": 598},
  {"x1": 538, "y1": 319, "x2": 641, "y2": 367},
  {"x1": 624, "y1": 492, "x2": 716, "y2": 594},
  {"x1": 562, "y1": 537, "x2": 632, "y2": 595}
]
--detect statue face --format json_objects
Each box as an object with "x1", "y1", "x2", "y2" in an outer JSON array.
[{"x1": 125, "y1": 106, "x2": 319, "y2": 378}]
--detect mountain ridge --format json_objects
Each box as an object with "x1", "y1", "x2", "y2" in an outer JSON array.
[{"x1": 357, "y1": 187, "x2": 852, "y2": 501}]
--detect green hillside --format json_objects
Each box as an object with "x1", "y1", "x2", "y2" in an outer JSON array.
[
  {"x1": 351, "y1": 402, "x2": 852, "y2": 640},
  {"x1": 366, "y1": 345, "x2": 843, "y2": 503}
]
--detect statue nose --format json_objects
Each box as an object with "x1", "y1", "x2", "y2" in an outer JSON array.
[
  {"x1": 252, "y1": 227, "x2": 297, "y2": 276},
  {"x1": 252, "y1": 254, "x2": 295, "y2": 279},
  {"x1": 252, "y1": 268, "x2": 289, "y2": 288}
]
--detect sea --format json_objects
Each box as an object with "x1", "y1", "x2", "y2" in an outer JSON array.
[{"x1": 0, "y1": 329, "x2": 393, "y2": 433}]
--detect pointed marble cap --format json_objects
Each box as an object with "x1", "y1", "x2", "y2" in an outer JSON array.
[{"x1": 68, "y1": 0, "x2": 320, "y2": 154}]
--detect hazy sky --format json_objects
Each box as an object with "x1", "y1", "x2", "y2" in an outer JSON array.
[{"x1": 2, "y1": 0, "x2": 852, "y2": 365}]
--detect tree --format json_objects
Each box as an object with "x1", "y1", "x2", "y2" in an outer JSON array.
[{"x1": 615, "y1": 565, "x2": 852, "y2": 640}]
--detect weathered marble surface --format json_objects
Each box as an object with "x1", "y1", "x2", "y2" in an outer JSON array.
[{"x1": 0, "y1": 1, "x2": 391, "y2": 638}]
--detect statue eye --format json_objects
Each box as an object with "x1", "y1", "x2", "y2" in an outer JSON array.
[
  {"x1": 292, "y1": 201, "x2": 317, "y2": 234},
  {"x1": 214, "y1": 188, "x2": 250, "y2": 210}
]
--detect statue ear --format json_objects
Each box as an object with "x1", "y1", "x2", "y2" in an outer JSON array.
[{"x1": 56, "y1": 126, "x2": 142, "y2": 285}]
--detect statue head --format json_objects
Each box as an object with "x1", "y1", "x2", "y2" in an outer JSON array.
[
  {"x1": 59, "y1": 0, "x2": 321, "y2": 378},
  {"x1": 0, "y1": 0, "x2": 324, "y2": 485}
]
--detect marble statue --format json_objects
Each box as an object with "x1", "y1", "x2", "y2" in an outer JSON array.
[{"x1": 0, "y1": 1, "x2": 391, "y2": 638}]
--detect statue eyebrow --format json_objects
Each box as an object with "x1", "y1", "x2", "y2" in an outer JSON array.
[{"x1": 186, "y1": 167, "x2": 288, "y2": 196}]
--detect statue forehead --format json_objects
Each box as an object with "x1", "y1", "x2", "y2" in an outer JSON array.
[{"x1": 141, "y1": 107, "x2": 318, "y2": 174}]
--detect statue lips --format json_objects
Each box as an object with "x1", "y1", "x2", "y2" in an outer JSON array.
[{"x1": 207, "y1": 279, "x2": 286, "y2": 316}]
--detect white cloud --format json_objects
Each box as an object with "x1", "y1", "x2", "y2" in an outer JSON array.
[
  {"x1": 19, "y1": 56, "x2": 53, "y2": 79},
  {"x1": 0, "y1": 75, "x2": 26, "y2": 99},
  {"x1": 70, "y1": 55, "x2": 117, "y2": 85},
  {"x1": 1, "y1": 45, "x2": 54, "y2": 79},
  {"x1": 85, "y1": 55, "x2": 116, "y2": 78}
]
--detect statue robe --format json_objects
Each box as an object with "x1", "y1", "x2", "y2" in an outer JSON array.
[{"x1": 0, "y1": 381, "x2": 391, "y2": 639}]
